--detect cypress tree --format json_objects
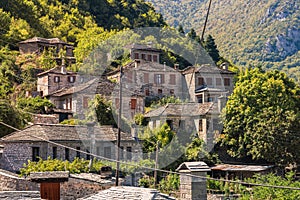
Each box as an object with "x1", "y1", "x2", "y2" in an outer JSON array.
[{"x1": 204, "y1": 34, "x2": 220, "y2": 63}]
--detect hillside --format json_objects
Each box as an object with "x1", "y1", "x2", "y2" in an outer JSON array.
[{"x1": 147, "y1": 0, "x2": 300, "y2": 81}]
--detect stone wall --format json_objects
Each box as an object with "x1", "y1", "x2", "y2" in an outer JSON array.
[
  {"x1": 60, "y1": 174, "x2": 113, "y2": 199},
  {"x1": 0, "y1": 169, "x2": 39, "y2": 191},
  {"x1": 0, "y1": 169, "x2": 114, "y2": 200}
]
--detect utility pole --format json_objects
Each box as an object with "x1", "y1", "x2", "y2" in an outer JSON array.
[
  {"x1": 154, "y1": 140, "x2": 159, "y2": 188},
  {"x1": 115, "y1": 66, "x2": 123, "y2": 186},
  {"x1": 201, "y1": 0, "x2": 212, "y2": 42}
]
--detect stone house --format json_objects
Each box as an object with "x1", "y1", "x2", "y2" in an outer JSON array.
[
  {"x1": 18, "y1": 37, "x2": 75, "y2": 66},
  {"x1": 37, "y1": 66, "x2": 79, "y2": 97},
  {"x1": 144, "y1": 102, "x2": 221, "y2": 151},
  {"x1": 0, "y1": 124, "x2": 142, "y2": 173},
  {"x1": 107, "y1": 60, "x2": 187, "y2": 104},
  {"x1": 127, "y1": 43, "x2": 161, "y2": 63},
  {"x1": 182, "y1": 64, "x2": 235, "y2": 103}
]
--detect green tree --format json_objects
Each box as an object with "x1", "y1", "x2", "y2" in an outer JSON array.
[
  {"x1": 203, "y1": 34, "x2": 220, "y2": 63},
  {"x1": 87, "y1": 94, "x2": 116, "y2": 126},
  {"x1": 240, "y1": 172, "x2": 300, "y2": 200},
  {"x1": 16, "y1": 96, "x2": 54, "y2": 114},
  {"x1": 221, "y1": 68, "x2": 300, "y2": 166},
  {"x1": 0, "y1": 46, "x2": 20, "y2": 99},
  {"x1": 142, "y1": 123, "x2": 176, "y2": 153},
  {"x1": 187, "y1": 28, "x2": 197, "y2": 40},
  {"x1": 177, "y1": 25, "x2": 185, "y2": 35},
  {"x1": 0, "y1": 100, "x2": 24, "y2": 137}
]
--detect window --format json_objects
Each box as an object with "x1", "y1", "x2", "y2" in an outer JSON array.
[
  {"x1": 216, "y1": 78, "x2": 222, "y2": 86},
  {"x1": 76, "y1": 147, "x2": 80, "y2": 158},
  {"x1": 68, "y1": 76, "x2": 76, "y2": 83},
  {"x1": 224, "y1": 78, "x2": 230, "y2": 86},
  {"x1": 83, "y1": 97, "x2": 89, "y2": 109},
  {"x1": 158, "y1": 89, "x2": 163, "y2": 94},
  {"x1": 198, "y1": 77, "x2": 204, "y2": 85},
  {"x1": 206, "y1": 78, "x2": 213, "y2": 85},
  {"x1": 154, "y1": 74, "x2": 164, "y2": 84},
  {"x1": 134, "y1": 53, "x2": 139, "y2": 59},
  {"x1": 144, "y1": 73, "x2": 149, "y2": 83},
  {"x1": 147, "y1": 54, "x2": 152, "y2": 61},
  {"x1": 145, "y1": 88, "x2": 150, "y2": 96},
  {"x1": 198, "y1": 97, "x2": 203, "y2": 103},
  {"x1": 86, "y1": 149, "x2": 90, "y2": 160},
  {"x1": 170, "y1": 89, "x2": 174, "y2": 95},
  {"x1": 104, "y1": 147, "x2": 111, "y2": 159},
  {"x1": 126, "y1": 147, "x2": 132, "y2": 160},
  {"x1": 199, "y1": 119, "x2": 203, "y2": 132},
  {"x1": 54, "y1": 76, "x2": 60, "y2": 83},
  {"x1": 80, "y1": 77, "x2": 84, "y2": 83},
  {"x1": 65, "y1": 148, "x2": 70, "y2": 161},
  {"x1": 166, "y1": 120, "x2": 173, "y2": 130},
  {"x1": 52, "y1": 147, "x2": 57, "y2": 159},
  {"x1": 130, "y1": 99, "x2": 137, "y2": 109},
  {"x1": 32, "y1": 147, "x2": 40, "y2": 162},
  {"x1": 169, "y1": 74, "x2": 176, "y2": 85},
  {"x1": 141, "y1": 54, "x2": 146, "y2": 60},
  {"x1": 153, "y1": 55, "x2": 158, "y2": 62}
]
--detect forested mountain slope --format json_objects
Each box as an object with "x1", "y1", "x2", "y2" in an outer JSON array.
[
  {"x1": 0, "y1": 0, "x2": 165, "y2": 47},
  {"x1": 147, "y1": 0, "x2": 300, "y2": 81}
]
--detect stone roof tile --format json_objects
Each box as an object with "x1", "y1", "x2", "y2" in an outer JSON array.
[
  {"x1": 0, "y1": 124, "x2": 134, "y2": 142},
  {"x1": 144, "y1": 102, "x2": 214, "y2": 118},
  {"x1": 78, "y1": 186, "x2": 175, "y2": 200}
]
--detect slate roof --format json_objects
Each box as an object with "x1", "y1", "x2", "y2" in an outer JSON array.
[
  {"x1": 95, "y1": 79, "x2": 116, "y2": 96},
  {"x1": 211, "y1": 164, "x2": 274, "y2": 172},
  {"x1": 144, "y1": 102, "x2": 214, "y2": 118},
  {"x1": 78, "y1": 186, "x2": 176, "y2": 200},
  {"x1": 0, "y1": 191, "x2": 40, "y2": 200},
  {"x1": 125, "y1": 43, "x2": 162, "y2": 52},
  {"x1": 37, "y1": 66, "x2": 77, "y2": 76},
  {"x1": 29, "y1": 171, "x2": 69, "y2": 182},
  {"x1": 19, "y1": 37, "x2": 69, "y2": 45},
  {"x1": 0, "y1": 124, "x2": 134, "y2": 143},
  {"x1": 49, "y1": 79, "x2": 97, "y2": 97},
  {"x1": 195, "y1": 85, "x2": 228, "y2": 93},
  {"x1": 176, "y1": 162, "x2": 210, "y2": 172},
  {"x1": 181, "y1": 65, "x2": 235, "y2": 75},
  {"x1": 106, "y1": 60, "x2": 178, "y2": 76}
]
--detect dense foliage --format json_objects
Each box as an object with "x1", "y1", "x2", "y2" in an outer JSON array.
[
  {"x1": 208, "y1": 172, "x2": 300, "y2": 199},
  {"x1": 221, "y1": 68, "x2": 300, "y2": 166},
  {"x1": 17, "y1": 96, "x2": 55, "y2": 114},
  {"x1": 20, "y1": 156, "x2": 155, "y2": 176},
  {"x1": 0, "y1": 100, "x2": 24, "y2": 137}
]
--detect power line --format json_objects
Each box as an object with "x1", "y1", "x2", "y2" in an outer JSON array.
[{"x1": 0, "y1": 121, "x2": 299, "y2": 191}]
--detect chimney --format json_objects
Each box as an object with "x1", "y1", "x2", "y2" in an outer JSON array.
[
  {"x1": 176, "y1": 162, "x2": 210, "y2": 200},
  {"x1": 217, "y1": 95, "x2": 226, "y2": 113},
  {"x1": 221, "y1": 62, "x2": 229, "y2": 70}
]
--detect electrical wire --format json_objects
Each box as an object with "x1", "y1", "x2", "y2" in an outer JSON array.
[{"x1": 0, "y1": 121, "x2": 299, "y2": 191}]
